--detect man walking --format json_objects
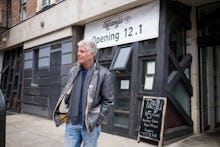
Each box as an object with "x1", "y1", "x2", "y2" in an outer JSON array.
[{"x1": 53, "y1": 40, "x2": 114, "y2": 147}]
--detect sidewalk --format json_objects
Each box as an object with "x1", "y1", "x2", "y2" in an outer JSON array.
[{"x1": 6, "y1": 113, "x2": 220, "y2": 147}]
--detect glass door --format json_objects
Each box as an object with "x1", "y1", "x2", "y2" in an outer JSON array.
[
  {"x1": 98, "y1": 45, "x2": 132, "y2": 135},
  {"x1": 114, "y1": 72, "x2": 131, "y2": 133}
]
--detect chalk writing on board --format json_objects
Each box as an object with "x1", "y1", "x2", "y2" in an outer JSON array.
[
  {"x1": 139, "y1": 97, "x2": 166, "y2": 141},
  {"x1": 145, "y1": 99, "x2": 163, "y2": 113}
]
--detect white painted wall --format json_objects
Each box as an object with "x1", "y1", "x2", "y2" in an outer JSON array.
[
  {"x1": 186, "y1": 7, "x2": 200, "y2": 134},
  {"x1": 23, "y1": 27, "x2": 72, "y2": 49},
  {"x1": 0, "y1": 0, "x2": 154, "y2": 50}
]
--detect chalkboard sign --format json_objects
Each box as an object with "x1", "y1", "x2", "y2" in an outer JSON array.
[{"x1": 138, "y1": 96, "x2": 167, "y2": 146}]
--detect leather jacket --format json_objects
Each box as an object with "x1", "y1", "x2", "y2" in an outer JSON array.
[{"x1": 53, "y1": 60, "x2": 114, "y2": 132}]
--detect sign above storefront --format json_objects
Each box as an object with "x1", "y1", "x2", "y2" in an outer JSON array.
[{"x1": 84, "y1": 1, "x2": 160, "y2": 49}]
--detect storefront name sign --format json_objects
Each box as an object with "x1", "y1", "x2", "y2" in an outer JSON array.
[{"x1": 84, "y1": 1, "x2": 159, "y2": 48}]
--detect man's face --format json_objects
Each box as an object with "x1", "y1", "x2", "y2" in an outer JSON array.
[{"x1": 77, "y1": 45, "x2": 94, "y2": 66}]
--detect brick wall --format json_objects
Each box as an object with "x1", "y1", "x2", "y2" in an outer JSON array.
[
  {"x1": 0, "y1": 0, "x2": 7, "y2": 9},
  {"x1": 10, "y1": 0, "x2": 37, "y2": 26},
  {"x1": 10, "y1": 0, "x2": 61, "y2": 26},
  {"x1": 0, "y1": 0, "x2": 8, "y2": 27},
  {"x1": 11, "y1": 0, "x2": 20, "y2": 26},
  {"x1": 0, "y1": 0, "x2": 7, "y2": 10},
  {"x1": 26, "y1": 0, "x2": 37, "y2": 18}
]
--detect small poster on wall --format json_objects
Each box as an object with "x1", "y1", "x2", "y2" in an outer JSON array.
[{"x1": 120, "y1": 80, "x2": 130, "y2": 90}]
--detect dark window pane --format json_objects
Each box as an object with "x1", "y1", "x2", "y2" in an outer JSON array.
[
  {"x1": 117, "y1": 98, "x2": 129, "y2": 111},
  {"x1": 115, "y1": 115, "x2": 129, "y2": 127},
  {"x1": 112, "y1": 47, "x2": 132, "y2": 70}
]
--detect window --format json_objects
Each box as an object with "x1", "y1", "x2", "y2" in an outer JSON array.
[
  {"x1": 37, "y1": 0, "x2": 51, "y2": 11},
  {"x1": 110, "y1": 46, "x2": 132, "y2": 70},
  {"x1": 42, "y1": 0, "x2": 59, "y2": 7},
  {"x1": 24, "y1": 49, "x2": 40, "y2": 87},
  {"x1": 115, "y1": 113, "x2": 129, "y2": 127},
  {"x1": 62, "y1": 41, "x2": 72, "y2": 65},
  {"x1": 42, "y1": 0, "x2": 50, "y2": 6},
  {"x1": 143, "y1": 61, "x2": 155, "y2": 90},
  {"x1": 20, "y1": 0, "x2": 26, "y2": 20},
  {"x1": 171, "y1": 81, "x2": 191, "y2": 116},
  {"x1": 24, "y1": 51, "x2": 33, "y2": 69},
  {"x1": 38, "y1": 46, "x2": 50, "y2": 67},
  {"x1": 32, "y1": 50, "x2": 39, "y2": 85}
]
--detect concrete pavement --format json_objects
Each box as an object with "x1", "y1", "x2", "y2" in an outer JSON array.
[{"x1": 6, "y1": 113, "x2": 220, "y2": 147}]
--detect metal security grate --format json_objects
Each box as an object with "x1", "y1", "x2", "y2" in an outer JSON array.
[{"x1": 0, "y1": 48, "x2": 23, "y2": 112}]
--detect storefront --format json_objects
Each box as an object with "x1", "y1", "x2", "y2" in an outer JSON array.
[
  {"x1": 83, "y1": 0, "x2": 193, "y2": 140},
  {"x1": 22, "y1": 38, "x2": 73, "y2": 118},
  {"x1": 1, "y1": 0, "x2": 220, "y2": 143}
]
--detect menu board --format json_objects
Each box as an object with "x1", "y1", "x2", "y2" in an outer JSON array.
[{"x1": 138, "y1": 96, "x2": 167, "y2": 146}]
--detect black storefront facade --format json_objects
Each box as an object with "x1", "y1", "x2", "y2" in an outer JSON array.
[
  {"x1": 82, "y1": 0, "x2": 193, "y2": 141},
  {"x1": 0, "y1": 0, "x2": 193, "y2": 141}
]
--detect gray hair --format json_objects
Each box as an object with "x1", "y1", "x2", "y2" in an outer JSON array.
[{"x1": 77, "y1": 40, "x2": 97, "y2": 55}]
